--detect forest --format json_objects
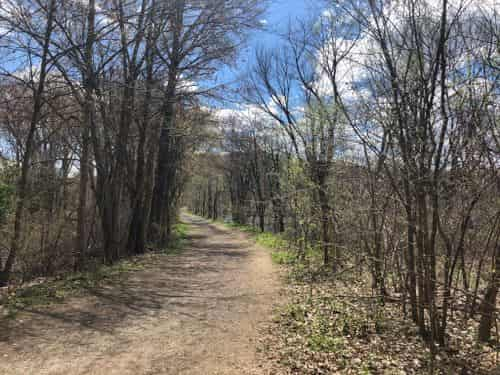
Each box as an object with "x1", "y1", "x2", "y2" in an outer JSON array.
[{"x1": 0, "y1": 0, "x2": 498, "y2": 374}]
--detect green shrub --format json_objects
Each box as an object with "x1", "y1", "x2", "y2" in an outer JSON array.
[
  {"x1": 283, "y1": 302, "x2": 307, "y2": 322},
  {"x1": 307, "y1": 334, "x2": 345, "y2": 352},
  {"x1": 271, "y1": 250, "x2": 296, "y2": 265},
  {"x1": 152, "y1": 221, "x2": 191, "y2": 254},
  {"x1": 226, "y1": 222, "x2": 259, "y2": 234},
  {"x1": 255, "y1": 232, "x2": 286, "y2": 249}
]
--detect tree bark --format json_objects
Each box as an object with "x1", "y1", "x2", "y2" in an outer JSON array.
[
  {"x1": 75, "y1": 0, "x2": 96, "y2": 270},
  {"x1": 478, "y1": 242, "x2": 499, "y2": 342},
  {"x1": 0, "y1": 0, "x2": 56, "y2": 285}
]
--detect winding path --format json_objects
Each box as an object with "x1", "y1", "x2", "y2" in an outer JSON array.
[{"x1": 0, "y1": 214, "x2": 281, "y2": 375}]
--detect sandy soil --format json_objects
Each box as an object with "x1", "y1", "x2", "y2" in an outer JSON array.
[{"x1": 0, "y1": 214, "x2": 282, "y2": 375}]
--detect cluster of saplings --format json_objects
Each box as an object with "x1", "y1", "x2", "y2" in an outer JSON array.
[{"x1": 186, "y1": 0, "x2": 500, "y2": 354}]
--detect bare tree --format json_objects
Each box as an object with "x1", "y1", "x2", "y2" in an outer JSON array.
[
  {"x1": 245, "y1": 12, "x2": 356, "y2": 267},
  {"x1": 0, "y1": 0, "x2": 58, "y2": 285}
]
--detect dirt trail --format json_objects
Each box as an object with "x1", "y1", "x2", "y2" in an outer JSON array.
[{"x1": 0, "y1": 214, "x2": 281, "y2": 375}]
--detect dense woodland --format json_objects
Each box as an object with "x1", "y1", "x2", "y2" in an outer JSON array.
[
  {"x1": 0, "y1": 0, "x2": 499, "y2": 372},
  {"x1": 0, "y1": 0, "x2": 261, "y2": 279}
]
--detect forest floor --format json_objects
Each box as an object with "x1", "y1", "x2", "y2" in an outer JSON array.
[{"x1": 0, "y1": 213, "x2": 282, "y2": 375}]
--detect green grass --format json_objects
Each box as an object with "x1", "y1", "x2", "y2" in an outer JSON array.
[
  {"x1": 224, "y1": 222, "x2": 260, "y2": 234},
  {"x1": 166, "y1": 222, "x2": 190, "y2": 253},
  {"x1": 214, "y1": 219, "x2": 335, "y2": 285},
  {"x1": 217, "y1": 220, "x2": 300, "y2": 265},
  {"x1": 270, "y1": 250, "x2": 296, "y2": 265},
  {"x1": 307, "y1": 333, "x2": 346, "y2": 352},
  {"x1": 255, "y1": 231, "x2": 286, "y2": 249}
]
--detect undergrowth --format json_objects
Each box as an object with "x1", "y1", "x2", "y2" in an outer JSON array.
[
  {"x1": 220, "y1": 220, "x2": 498, "y2": 374},
  {"x1": 165, "y1": 222, "x2": 190, "y2": 253},
  {"x1": 217, "y1": 221, "x2": 301, "y2": 266},
  {"x1": 1, "y1": 221, "x2": 190, "y2": 319},
  {"x1": 0, "y1": 260, "x2": 145, "y2": 319}
]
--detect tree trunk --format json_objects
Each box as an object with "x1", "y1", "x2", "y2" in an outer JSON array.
[
  {"x1": 317, "y1": 179, "x2": 332, "y2": 267},
  {"x1": 151, "y1": 77, "x2": 176, "y2": 245},
  {"x1": 0, "y1": 0, "x2": 56, "y2": 286},
  {"x1": 75, "y1": 0, "x2": 96, "y2": 270},
  {"x1": 127, "y1": 28, "x2": 154, "y2": 254},
  {"x1": 478, "y1": 242, "x2": 499, "y2": 342}
]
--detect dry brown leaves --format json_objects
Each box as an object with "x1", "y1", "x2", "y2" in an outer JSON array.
[{"x1": 260, "y1": 266, "x2": 499, "y2": 375}]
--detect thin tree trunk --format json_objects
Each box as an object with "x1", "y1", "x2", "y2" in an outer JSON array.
[
  {"x1": 0, "y1": 0, "x2": 56, "y2": 285},
  {"x1": 478, "y1": 242, "x2": 499, "y2": 342},
  {"x1": 75, "y1": 0, "x2": 96, "y2": 270}
]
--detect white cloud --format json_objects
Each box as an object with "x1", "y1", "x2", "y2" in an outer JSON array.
[{"x1": 177, "y1": 77, "x2": 199, "y2": 94}]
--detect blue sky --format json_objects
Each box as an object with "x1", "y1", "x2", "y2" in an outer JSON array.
[
  {"x1": 244, "y1": 0, "x2": 317, "y2": 54},
  {"x1": 212, "y1": 0, "x2": 322, "y2": 97}
]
